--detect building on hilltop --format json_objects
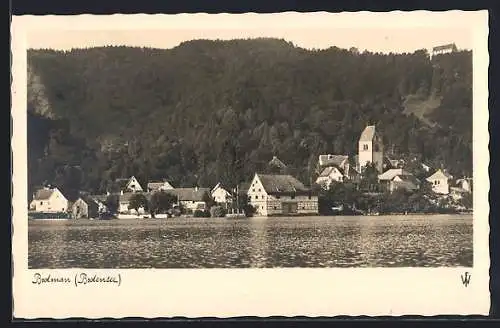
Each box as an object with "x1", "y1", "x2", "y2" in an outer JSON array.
[
  {"x1": 432, "y1": 43, "x2": 457, "y2": 57},
  {"x1": 247, "y1": 173, "x2": 318, "y2": 217},
  {"x1": 29, "y1": 187, "x2": 69, "y2": 213},
  {"x1": 358, "y1": 125, "x2": 384, "y2": 173}
]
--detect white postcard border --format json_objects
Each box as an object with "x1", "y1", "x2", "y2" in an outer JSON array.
[{"x1": 12, "y1": 11, "x2": 490, "y2": 318}]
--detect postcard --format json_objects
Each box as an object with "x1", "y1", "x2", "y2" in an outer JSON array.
[{"x1": 11, "y1": 11, "x2": 490, "y2": 318}]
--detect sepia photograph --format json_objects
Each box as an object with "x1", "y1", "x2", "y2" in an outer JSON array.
[
  {"x1": 12, "y1": 11, "x2": 490, "y2": 318},
  {"x1": 26, "y1": 25, "x2": 474, "y2": 270}
]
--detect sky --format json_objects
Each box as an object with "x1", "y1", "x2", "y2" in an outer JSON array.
[{"x1": 20, "y1": 12, "x2": 481, "y2": 54}]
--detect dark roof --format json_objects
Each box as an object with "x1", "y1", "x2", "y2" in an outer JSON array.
[
  {"x1": 257, "y1": 174, "x2": 310, "y2": 195},
  {"x1": 77, "y1": 195, "x2": 100, "y2": 207},
  {"x1": 33, "y1": 188, "x2": 54, "y2": 200},
  {"x1": 268, "y1": 156, "x2": 287, "y2": 168},
  {"x1": 318, "y1": 154, "x2": 348, "y2": 168},
  {"x1": 164, "y1": 188, "x2": 210, "y2": 201}
]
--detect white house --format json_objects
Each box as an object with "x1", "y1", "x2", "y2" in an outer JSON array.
[
  {"x1": 358, "y1": 125, "x2": 384, "y2": 173},
  {"x1": 248, "y1": 173, "x2": 318, "y2": 217},
  {"x1": 426, "y1": 169, "x2": 453, "y2": 195},
  {"x1": 211, "y1": 183, "x2": 232, "y2": 206},
  {"x1": 147, "y1": 180, "x2": 174, "y2": 193},
  {"x1": 316, "y1": 166, "x2": 345, "y2": 190},
  {"x1": 378, "y1": 169, "x2": 420, "y2": 193},
  {"x1": 29, "y1": 187, "x2": 69, "y2": 213},
  {"x1": 165, "y1": 187, "x2": 210, "y2": 212}
]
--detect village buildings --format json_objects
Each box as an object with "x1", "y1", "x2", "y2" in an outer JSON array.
[
  {"x1": 29, "y1": 187, "x2": 69, "y2": 213},
  {"x1": 248, "y1": 173, "x2": 318, "y2": 217}
]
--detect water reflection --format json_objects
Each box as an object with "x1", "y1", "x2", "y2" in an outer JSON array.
[{"x1": 28, "y1": 215, "x2": 473, "y2": 268}]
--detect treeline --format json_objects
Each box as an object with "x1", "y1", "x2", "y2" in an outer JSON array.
[{"x1": 27, "y1": 39, "x2": 472, "y2": 201}]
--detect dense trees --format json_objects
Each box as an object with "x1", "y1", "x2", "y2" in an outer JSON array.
[{"x1": 26, "y1": 39, "x2": 472, "y2": 200}]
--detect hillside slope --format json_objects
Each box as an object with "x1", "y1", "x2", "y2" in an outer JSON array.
[{"x1": 27, "y1": 39, "x2": 472, "y2": 200}]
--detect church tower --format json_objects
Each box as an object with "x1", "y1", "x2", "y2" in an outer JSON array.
[{"x1": 358, "y1": 125, "x2": 384, "y2": 173}]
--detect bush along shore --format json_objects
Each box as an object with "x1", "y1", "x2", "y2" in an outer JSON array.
[{"x1": 315, "y1": 181, "x2": 472, "y2": 216}]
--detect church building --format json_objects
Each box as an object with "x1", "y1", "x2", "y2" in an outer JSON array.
[{"x1": 357, "y1": 125, "x2": 384, "y2": 173}]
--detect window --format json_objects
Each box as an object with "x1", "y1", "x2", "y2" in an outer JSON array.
[
  {"x1": 308, "y1": 195, "x2": 312, "y2": 200},
  {"x1": 252, "y1": 188, "x2": 255, "y2": 192},
  {"x1": 255, "y1": 195, "x2": 258, "y2": 199},
  {"x1": 276, "y1": 195, "x2": 280, "y2": 199},
  {"x1": 40, "y1": 201, "x2": 43, "y2": 205},
  {"x1": 363, "y1": 144, "x2": 369, "y2": 151},
  {"x1": 291, "y1": 195, "x2": 295, "y2": 200},
  {"x1": 258, "y1": 188, "x2": 261, "y2": 192}
]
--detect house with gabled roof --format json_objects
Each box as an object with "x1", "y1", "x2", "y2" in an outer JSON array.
[
  {"x1": 426, "y1": 169, "x2": 453, "y2": 195},
  {"x1": 72, "y1": 195, "x2": 106, "y2": 219},
  {"x1": 110, "y1": 176, "x2": 144, "y2": 194},
  {"x1": 147, "y1": 180, "x2": 174, "y2": 193},
  {"x1": 378, "y1": 168, "x2": 420, "y2": 193},
  {"x1": 29, "y1": 187, "x2": 69, "y2": 213},
  {"x1": 316, "y1": 166, "x2": 345, "y2": 190},
  {"x1": 211, "y1": 182, "x2": 232, "y2": 206},
  {"x1": 267, "y1": 155, "x2": 288, "y2": 174},
  {"x1": 247, "y1": 173, "x2": 318, "y2": 217},
  {"x1": 164, "y1": 187, "x2": 211, "y2": 212},
  {"x1": 315, "y1": 154, "x2": 359, "y2": 189}
]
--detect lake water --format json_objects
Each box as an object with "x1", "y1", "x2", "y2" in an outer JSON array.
[{"x1": 28, "y1": 214, "x2": 473, "y2": 268}]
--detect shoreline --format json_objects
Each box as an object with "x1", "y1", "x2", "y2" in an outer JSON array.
[{"x1": 28, "y1": 212, "x2": 473, "y2": 222}]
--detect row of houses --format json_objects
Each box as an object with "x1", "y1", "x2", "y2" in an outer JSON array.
[
  {"x1": 29, "y1": 124, "x2": 472, "y2": 219},
  {"x1": 29, "y1": 171, "x2": 320, "y2": 218}
]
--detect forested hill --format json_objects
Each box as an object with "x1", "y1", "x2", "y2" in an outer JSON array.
[{"x1": 27, "y1": 38, "x2": 472, "y2": 200}]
